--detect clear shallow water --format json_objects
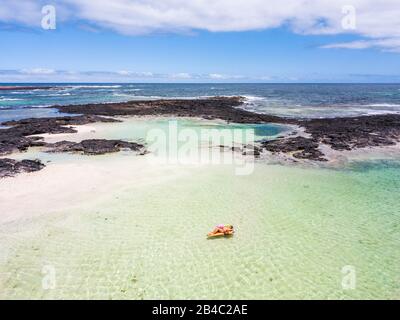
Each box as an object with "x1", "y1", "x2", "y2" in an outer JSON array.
[
  {"x1": 1, "y1": 83, "x2": 400, "y2": 122},
  {"x1": 0, "y1": 161, "x2": 399, "y2": 299},
  {"x1": 0, "y1": 117, "x2": 399, "y2": 299}
]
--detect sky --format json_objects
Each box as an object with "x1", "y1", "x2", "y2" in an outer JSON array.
[{"x1": 0, "y1": 0, "x2": 400, "y2": 83}]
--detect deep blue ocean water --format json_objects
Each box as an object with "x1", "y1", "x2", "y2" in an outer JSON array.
[{"x1": 1, "y1": 83, "x2": 400, "y2": 123}]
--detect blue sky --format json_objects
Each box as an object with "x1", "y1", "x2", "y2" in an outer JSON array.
[{"x1": 1, "y1": 0, "x2": 400, "y2": 83}]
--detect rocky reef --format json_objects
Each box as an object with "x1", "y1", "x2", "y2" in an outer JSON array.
[
  {"x1": 0, "y1": 115, "x2": 145, "y2": 178},
  {"x1": 54, "y1": 96, "x2": 292, "y2": 124},
  {"x1": 259, "y1": 114, "x2": 400, "y2": 161},
  {"x1": 0, "y1": 115, "x2": 119, "y2": 156},
  {"x1": 54, "y1": 97, "x2": 400, "y2": 161},
  {"x1": 301, "y1": 114, "x2": 400, "y2": 151},
  {"x1": 259, "y1": 114, "x2": 400, "y2": 162},
  {"x1": 2, "y1": 96, "x2": 400, "y2": 177},
  {"x1": 0, "y1": 159, "x2": 45, "y2": 178}
]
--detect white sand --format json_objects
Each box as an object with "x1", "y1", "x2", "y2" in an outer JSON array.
[
  {"x1": 2, "y1": 115, "x2": 400, "y2": 225},
  {"x1": 0, "y1": 154, "x2": 196, "y2": 224},
  {"x1": 0, "y1": 116, "x2": 254, "y2": 224}
]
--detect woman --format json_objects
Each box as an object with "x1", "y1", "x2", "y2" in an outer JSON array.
[{"x1": 208, "y1": 224, "x2": 234, "y2": 237}]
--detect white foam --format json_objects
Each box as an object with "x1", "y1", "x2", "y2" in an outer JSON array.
[
  {"x1": 24, "y1": 105, "x2": 52, "y2": 109},
  {"x1": 365, "y1": 103, "x2": 400, "y2": 107},
  {"x1": 67, "y1": 85, "x2": 122, "y2": 89},
  {"x1": 10, "y1": 91, "x2": 32, "y2": 94},
  {"x1": 243, "y1": 95, "x2": 266, "y2": 102},
  {"x1": 39, "y1": 93, "x2": 72, "y2": 97},
  {"x1": 0, "y1": 98, "x2": 24, "y2": 101}
]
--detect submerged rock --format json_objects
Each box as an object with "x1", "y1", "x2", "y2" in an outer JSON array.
[
  {"x1": 242, "y1": 144, "x2": 262, "y2": 157},
  {"x1": 46, "y1": 139, "x2": 146, "y2": 155},
  {"x1": 0, "y1": 159, "x2": 45, "y2": 178},
  {"x1": 261, "y1": 136, "x2": 327, "y2": 161}
]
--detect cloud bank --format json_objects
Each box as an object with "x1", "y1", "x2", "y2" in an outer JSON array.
[
  {"x1": 0, "y1": 69, "x2": 249, "y2": 82},
  {"x1": 1, "y1": 0, "x2": 400, "y2": 52},
  {"x1": 1, "y1": 69, "x2": 399, "y2": 83}
]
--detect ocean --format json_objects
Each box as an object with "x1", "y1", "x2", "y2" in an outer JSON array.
[{"x1": 1, "y1": 83, "x2": 400, "y2": 123}]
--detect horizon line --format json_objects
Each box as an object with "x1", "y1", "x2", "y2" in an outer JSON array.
[{"x1": 1, "y1": 82, "x2": 400, "y2": 85}]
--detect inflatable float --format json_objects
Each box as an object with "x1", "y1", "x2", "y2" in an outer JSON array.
[
  {"x1": 207, "y1": 225, "x2": 234, "y2": 238},
  {"x1": 207, "y1": 231, "x2": 234, "y2": 238}
]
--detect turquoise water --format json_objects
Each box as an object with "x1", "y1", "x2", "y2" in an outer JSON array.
[
  {"x1": 0, "y1": 117, "x2": 399, "y2": 299},
  {"x1": 0, "y1": 161, "x2": 399, "y2": 299}
]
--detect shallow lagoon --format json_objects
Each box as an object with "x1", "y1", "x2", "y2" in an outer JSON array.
[{"x1": 0, "y1": 118, "x2": 399, "y2": 299}]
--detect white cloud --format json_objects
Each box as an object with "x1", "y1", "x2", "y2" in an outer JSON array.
[
  {"x1": 208, "y1": 73, "x2": 226, "y2": 80},
  {"x1": 1, "y1": 0, "x2": 400, "y2": 52},
  {"x1": 20, "y1": 68, "x2": 56, "y2": 75},
  {"x1": 140, "y1": 72, "x2": 154, "y2": 77},
  {"x1": 64, "y1": 0, "x2": 400, "y2": 51},
  {"x1": 259, "y1": 76, "x2": 272, "y2": 81},
  {"x1": 117, "y1": 70, "x2": 131, "y2": 76},
  {"x1": 170, "y1": 72, "x2": 192, "y2": 79},
  {"x1": 117, "y1": 71, "x2": 155, "y2": 77},
  {"x1": 322, "y1": 38, "x2": 400, "y2": 53},
  {"x1": 0, "y1": 69, "x2": 245, "y2": 82},
  {"x1": 0, "y1": 0, "x2": 43, "y2": 26}
]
